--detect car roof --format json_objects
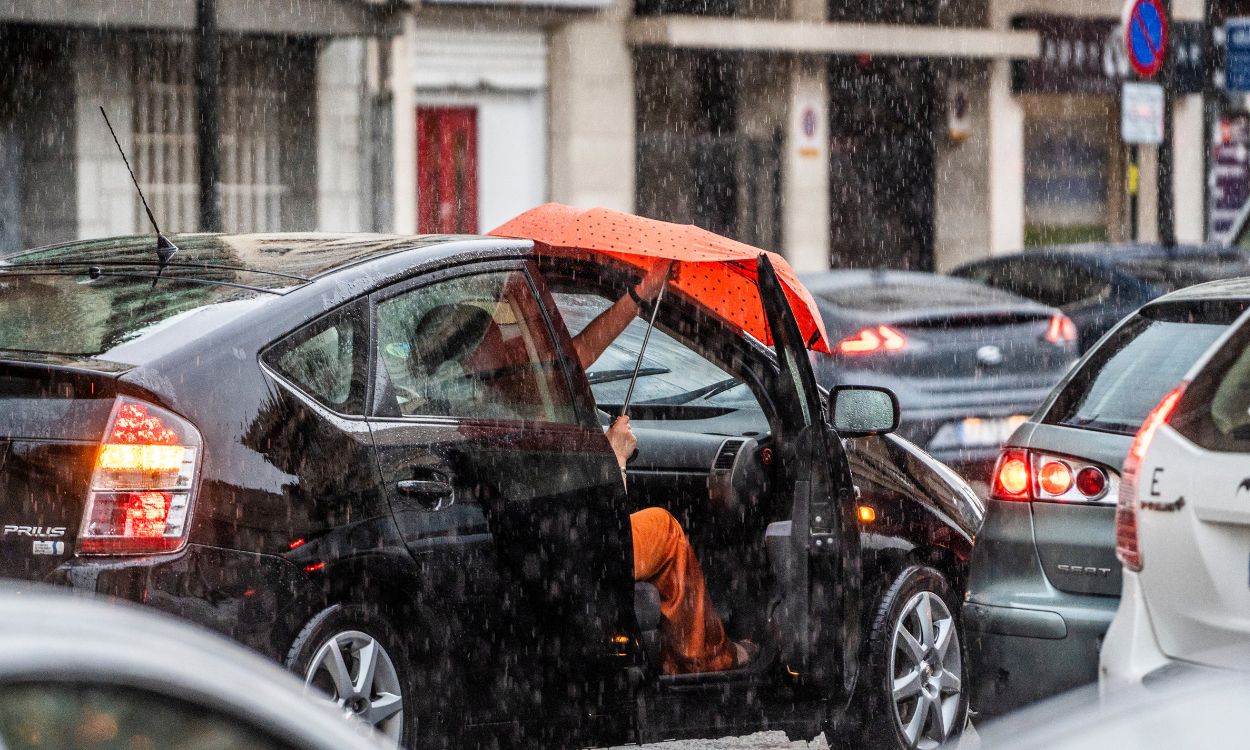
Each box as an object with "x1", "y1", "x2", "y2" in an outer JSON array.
[
  {"x1": 962, "y1": 243, "x2": 1239, "y2": 267},
  {"x1": 1147, "y1": 275, "x2": 1250, "y2": 303},
  {"x1": 799, "y1": 268, "x2": 1050, "y2": 316},
  {"x1": 0, "y1": 232, "x2": 505, "y2": 289},
  {"x1": 0, "y1": 587, "x2": 386, "y2": 749}
]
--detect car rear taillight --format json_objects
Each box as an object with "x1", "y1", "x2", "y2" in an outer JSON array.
[
  {"x1": 79, "y1": 397, "x2": 201, "y2": 555},
  {"x1": 991, "y1": 447, "x2": 1117, "y2": 503},
  {"x1": 1116, "y1": 383, "x2": 1186, "y2": 572},
  {"x1": 838, "y1": 325, "x2": 908, "y2": 355},
  {"x1": 1044, "y1": 314, "x2": 1078, "y2": 346},
  {"x1": 991, "y1": 449, "x2": 1031, "y2": 500}
]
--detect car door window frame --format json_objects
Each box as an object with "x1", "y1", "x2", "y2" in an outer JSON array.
[
  {"x1": 259, "y1": 297, "x2": 373, "y2": 418},
  {"x1": 366, "y1": 260, "x2": 591, "y2": 428},
  {"x1": 537, "y1": 258, "x2": 781, "y2": 432}
]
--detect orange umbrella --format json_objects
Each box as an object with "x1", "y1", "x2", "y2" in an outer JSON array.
[{"x1": 490, "y1": 203, "x2": 831, "y2": 354}]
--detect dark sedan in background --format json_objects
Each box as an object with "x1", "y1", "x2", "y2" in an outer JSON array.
[
  {"x1": 801, "y1": 270, "x2": 1079, "y2": 477},
  {"x1": 951, "y1": 244, "x2": 1250, "y2": 351}
]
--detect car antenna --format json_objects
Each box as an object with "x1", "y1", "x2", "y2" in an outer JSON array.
[{"x1": 100, "y1": 107, "x2": 178, "y2": 287}]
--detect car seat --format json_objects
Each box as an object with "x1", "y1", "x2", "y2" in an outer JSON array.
[{"x1": 634, "y1": 582, "x2": 662, "y2": 668}]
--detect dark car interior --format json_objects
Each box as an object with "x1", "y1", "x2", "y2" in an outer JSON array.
[{"x1": 541, "y1": 259, "x2": 798, "y2": 679}]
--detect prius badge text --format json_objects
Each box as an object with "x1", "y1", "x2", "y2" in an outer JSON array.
[{"x1": 3, "y1": 525, "x2": 67, "y2": 538}]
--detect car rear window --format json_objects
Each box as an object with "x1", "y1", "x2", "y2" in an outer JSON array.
[
  {"x1": 1044, "y1": 300, "x2": 1249, "y2": 435},
  {"x1": 0, "y1": 271, "x2": 266, "y2": 357},
  {"x1": 1172, "y1": 314, "x2": 1250, "y2": 453},
  {"x1": 815, "y1": 280, "x2": 1009, "y2": 312},
  {"x1": 1050, "y1": 297, "x2": 1245, "y2": 432}
]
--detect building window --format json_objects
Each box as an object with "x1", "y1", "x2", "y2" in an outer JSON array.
[
  {"x1": 1021, "y1": 95, "x2": 1121, "y2": 246},
  {"x1": 131, "y1": 40, "x2": 289, "y2": 233}
]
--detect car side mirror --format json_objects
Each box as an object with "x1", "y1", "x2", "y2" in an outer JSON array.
[{"x1": 829, "y1": 385, "x2": 900, "y2": 437}]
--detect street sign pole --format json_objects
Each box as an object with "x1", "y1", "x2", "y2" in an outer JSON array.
[
  {"x1": 1159, "y1": 0, "x2": 1176, "y2": 248},
  {"x1": 1130, "y1": 145, "x2": 1140, "y2": 240},
  {"x1": 1202, "y1": 0, "x2": 1217, "y2": 238}
]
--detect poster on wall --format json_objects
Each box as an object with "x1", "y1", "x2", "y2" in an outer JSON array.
[{"x1": 1209, "y1": 116, "x2": 1250, "y2": 244}]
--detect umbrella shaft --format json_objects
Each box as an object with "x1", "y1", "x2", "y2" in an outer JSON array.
[{"x1": 620, "y1": 283, "x2": 666, "y2": 418}]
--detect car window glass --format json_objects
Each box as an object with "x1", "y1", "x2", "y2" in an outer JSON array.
[
  {"x1": 264, "y1": 304, "x2": 365, "y2": 414},
  {"x1": 0, "y1": 682, "x2": 298, "y2": 750},
  {"x1": 551, "y1": 291, "x2": 761, "y2": 411},
  {"x1": 1173, "y1": 318, "x2": 1250, "y2": 452},
  {"x1": 1045, "y1": 301, "x2": 1247, "y2": 435},
  {"x1": 985, "y1": 259, "x2": 1110, "y2": 309},
  {"x1": 0, "y1": 272, "x2": 267, "y2": 359},
  {"x1": 376, "y1": 271, "x2": 576, "y2": 423},
  {"x1": 1116, "y1": 256, "x2": 1250, "y2": 292},
  {"x1": 813, "y1": 279, "x2": 1010, "y2": 311}
]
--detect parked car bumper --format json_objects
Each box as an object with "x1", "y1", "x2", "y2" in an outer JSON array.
[
  {"x1": 40, "y1": 543, "x2": 317, "y2": 661},
  {"x1": 964, "y1": 499, "x2": 1120, "y2": 717},
  {"x1": 1099, "y1": 570, "x2": 1174, "y2": 697},
  {"x1": 964, "y1": 592, "x2": 1118, "y2": 717}
]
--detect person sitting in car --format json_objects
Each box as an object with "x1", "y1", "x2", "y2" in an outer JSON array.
[
  {"x1": 408, "y1": 262, "x2": 755, "y2": 674},
  {"x1": 565, "y1": 261, "x2": 757, "y2": 674}
]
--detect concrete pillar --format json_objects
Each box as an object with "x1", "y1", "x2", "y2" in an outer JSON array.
[
  {"x1": 549, "y1": 5, "x2": 634, "y2": 211},
  {"x1": 317, "y1": 39, "x2": 365, "y2": 232},
  {"x1": 780, "y1": 0, "x2": 830, "y2": 272},
  {"x1": 934, "y1": 66, "x2": 994, "y2": 272},
  {"x1": 391, "y1": 14, "x2": 416, "y2": 234},
  {"x1": 988, "y1": 58, "x2": 1025, "y2": 253},
  {"x1": 1173, "y1": 93, "x2": 1204, "y2": 243},
  {"x1": 1137, "y1": 144, "x2": 1160, "y2": 242},
  {"x1": 782, "y1": 62, "x2": 830, "y2": 272}
]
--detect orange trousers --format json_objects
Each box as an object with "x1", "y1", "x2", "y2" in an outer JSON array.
[{"x1": 630, "y1": 507, "x2": 736, "y2": 674}]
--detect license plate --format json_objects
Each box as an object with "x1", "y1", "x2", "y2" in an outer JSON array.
[
  {"x1": 929, "y1": 414, "x2": 1028, "y2": 450},
  {"x1": 956, "y1": 415, "x2": 1028, "y2": 447}
]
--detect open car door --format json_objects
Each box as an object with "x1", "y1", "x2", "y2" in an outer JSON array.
[{"x1": 758, "y1": 255, "x2": 863, "y2": 702}]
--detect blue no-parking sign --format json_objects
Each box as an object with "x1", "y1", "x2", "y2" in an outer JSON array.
[
  {"x1": 1122, "y1": 0, "x2": 1167, "y2": 79},
  {"x1": 1227, "y1": 18, "x2": 1250, "y2": 93}
]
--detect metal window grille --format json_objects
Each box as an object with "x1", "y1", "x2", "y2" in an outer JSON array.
[
  {"x1": 132, "y1": 41, "x2": 288, "y2": 234},
  {"x1": 132, "y1": 41, "x2": 199, "y2": 232},
  {"x1": 220, "y1": 44, "x2": 286, "y2": 233}
]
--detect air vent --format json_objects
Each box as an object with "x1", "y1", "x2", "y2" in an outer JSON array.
[{"x1": 714, "y1": 439, "x2": 746, "y2": 471}]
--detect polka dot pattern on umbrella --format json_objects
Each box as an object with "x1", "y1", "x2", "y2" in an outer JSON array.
[{"x1": 491, "y1": 203, "x2": 830, "y2": 353}]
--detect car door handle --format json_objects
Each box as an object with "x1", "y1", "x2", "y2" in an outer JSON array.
[{"x1": 396, "y1": 479, "x2": 453, "y2": 510}]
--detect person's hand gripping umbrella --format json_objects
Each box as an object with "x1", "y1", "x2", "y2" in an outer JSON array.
[{"x1": 618, "y1": 259, "x2": 675, "y2": 418}]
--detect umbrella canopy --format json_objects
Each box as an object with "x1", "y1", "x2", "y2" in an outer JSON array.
[{"x1": 490, "y1": 203, "x2": 831, "y2": 354}]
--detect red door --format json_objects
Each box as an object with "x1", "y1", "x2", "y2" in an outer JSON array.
[{"x1": 417, "y1": 107, "x2": 479, "y2": 234}]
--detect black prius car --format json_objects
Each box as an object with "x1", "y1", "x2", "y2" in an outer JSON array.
[{"x1": 0, "y1": 233, "x2": 981, "y2": 750}]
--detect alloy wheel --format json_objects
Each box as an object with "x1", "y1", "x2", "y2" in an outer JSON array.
[
  {"x1": 304, "y1": 630, "x2": 405, "y2": 741},
  {"x1": 889, "y1": 591, "x2": 963, "y2": 749}
]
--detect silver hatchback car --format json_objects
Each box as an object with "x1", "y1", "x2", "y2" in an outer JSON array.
[{"x1": 963, "y1": 279, "x2": 1250, "y2": 717}]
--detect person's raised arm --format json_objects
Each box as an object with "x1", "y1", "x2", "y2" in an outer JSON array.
[{"x1": 571, "y1": 261, "x2": 673, "y2": 370}]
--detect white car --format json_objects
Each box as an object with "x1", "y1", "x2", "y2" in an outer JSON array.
[{"x1": 1101, "y1": 306, "x2": 1250, "y2": 692}]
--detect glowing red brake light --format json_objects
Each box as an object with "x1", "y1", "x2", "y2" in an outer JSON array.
[
  {"x1": 839, "y1": 325, "x2": 908, "y2": 355},
  {"x1": 1038, "y1": 460, "x2": 1073, "y2": 495},
  {"x1": 1116, "y1": 383, "x2": 1187, "y2": 572},
  {"x1": 991, "y1": 449, "x2": 1031, "y2": 501},
  {"x1": 1045, "y1": 314, "x2": 1078, "y2": 345},
  {"x1": 79, "y1": 397, "x2": 201, "y2": 555}
]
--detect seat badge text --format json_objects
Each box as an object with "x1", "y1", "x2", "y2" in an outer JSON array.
[{"x1": 1056, "y1": 564, "x2": 1112, "y2": 577}]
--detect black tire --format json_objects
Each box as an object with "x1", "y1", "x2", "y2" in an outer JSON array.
[
  {"x1": 831, "y1": 566, "x2": 969, "y2": 750},
  {"x1": 286, "y1": 604, "x2": 422, "y2": 748}
]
